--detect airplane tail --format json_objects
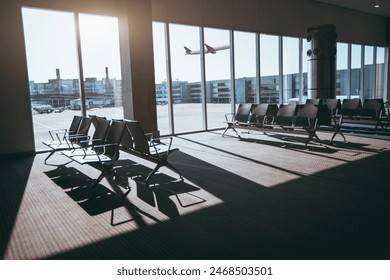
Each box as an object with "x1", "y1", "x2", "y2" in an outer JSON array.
[
  {"x1": 204, "y1": 44, "x2": 216, "y2": 54},
  {"x1": 184, "y1": 46, "x2": 192, "y2": 55}
]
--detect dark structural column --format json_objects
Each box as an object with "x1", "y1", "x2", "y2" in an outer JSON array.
[
  {"x1": 118, "y1": 0, "x2": 158, "y2": 136},
  {"x1": 307, "y1": 24, "x2": 337, "y2": 99}
]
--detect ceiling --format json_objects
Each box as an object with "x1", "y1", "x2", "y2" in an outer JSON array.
[{"x1": 315, "y1": 0, "x2": 390, "y2": 17}]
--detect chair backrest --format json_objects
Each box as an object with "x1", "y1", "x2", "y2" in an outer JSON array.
[
  {"x1": 306, "y1": 99, "x2": 321, "y2": 106},
  {"x1": 340, "y1": 98, "x2": 362, "y2": 116},
  {"x1": 274, "y1": 103, "x2": 296, "y2": 125},
  {"x1": 68, "y1": 116, "x2": 92, "y2": 144},
  {"x1": 277, "y1": 103, "x2": 297, "y2": 117},
  {"x1": 360, "y1": 99, "x2": 384, "y2": 118},
  {"x1": 119, "y1": 120, "x2": 134, "y2": 150},
  {"x1": 267, "y1": 104, "x2": 279, "y2": 117},
  {"x1": 322, "y1": 98, "x2": 341, "y2": 116},
  {"x1": 126, "y1": 120, "x2": 150, "y2": 154},
  {"x1": 76, "y1": 117, "x2": 92, "y2": 137},
  {"x1": 252, "y1": 103, "x2": 269, "y2": 117},
  {"x1": 235, "y1": 103, "x2": 255, "y2": 123},
  {"x1": 295, "y1": 103, "x2": 318, "y2": 127},
  {"x1": 68, "y1": 115, "x2": 83, "y2": 136},
  {"x1": 316, "y1": 104, "x2": 332, "y2": 126},
  {"x1": 92, "y1": 118, "x2": 110, "y2": 145},
  {"x1": 251, "y1": 103, "x2": 279, "y2": 123},
  {"x1": 89, "y1": 115, "x2": 106, "y2": 129},
  {"x1": 102, "y1": 120, "x2": 126, "y2": 160},
  {"x1": 251, "y1": 104, "x2": 268, "y2": 122}
]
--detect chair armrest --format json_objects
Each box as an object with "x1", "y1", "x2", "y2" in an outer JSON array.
[
  {"x1": 332, "y1": 114, "x2": 343, "y2": 129},
  {"x1": 70, "y1": 136, "x2": 93, "y2": 149},
  {"x1": 62, "y1": 130, "x2": 78, "y2": 138},
  {"x1": 55, "y1": 129, "x2": 77, "y2": 143},
  {"x1": 151, "y1": 135, "x2": 172, "y2": 141},
  {"x1": 145, "y1": 132, "x2": 153, "y2": 141},
  {"x1": 50, "y1": 128, "x2": 67, "y2": 133},
  {"x1": 86, "y1": 143, "x2": 119, "y2": 162},
  {"x1": 224, "y1": 113, "x2": 235, "y2": 122},
  {"x1": 261, "y1": 115, "x2": 275, "y2": 125},
  {"x1": 151, "y1": 135, "x2": 173, "y2": 145},
  {"x1": 79, "y1": 137, "x2": 101, "y2": 146},
  {"x1": 291, "y1": 116, "x2": 297, "y2": 126},
  {"x1": 60, "y1": 130, "x2": 83, "y2": 148},
  {"x1": 150, "y1": 136, "x2": 173, "y2": 158},
  {"x1": 68, "y1": 134, "x2": 89, "y2": 141},
  {"x1": 48, "y1": 128, "x2": 67, "y2": 141},
  {"x1": 306, "y1": 117, "x2": 318, "y2": 128}
]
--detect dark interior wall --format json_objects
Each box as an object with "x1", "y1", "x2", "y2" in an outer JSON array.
[
  {"x1": 388, "y1": 18, "x2": 390, "y2": 100},
  {"x1": 151, "y1": 0, "x2": 388, "y2": 46},
  {"x1": 0, "y1": 1, "x2": 34, "y2": 155}
]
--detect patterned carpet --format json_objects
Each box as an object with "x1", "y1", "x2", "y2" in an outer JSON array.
[{"x1": 1, "y1": 129, "x2": 390, "y2": 259}]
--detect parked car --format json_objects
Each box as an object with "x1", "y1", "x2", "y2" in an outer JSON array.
[{"x1": 32, "y1": 104, "x2": 53, "y2": 114}]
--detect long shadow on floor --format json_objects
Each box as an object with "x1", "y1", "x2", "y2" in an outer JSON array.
[
  {"x1": 224, "y1": 130, "x2": 386, "y2": 158},
  {"x1": 0, "y1": 155, "x2": 34, "y2": 259},
  {"x1": 44, "y1": 159, "x2": 205, "y2": 224},
  {"x1": 44, "y1": 149, "x2": 390, "y2": 260}
]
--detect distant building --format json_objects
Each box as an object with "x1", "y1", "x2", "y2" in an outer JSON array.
[
  {"x1": 29, "y1": 76, "x2": 121, "y2": 108},
  {"x1": 29, "y1": 65, "x2": 382, "y2": 109}
]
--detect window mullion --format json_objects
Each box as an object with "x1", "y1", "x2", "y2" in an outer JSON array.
[
  {"x1": 164, "y1": 23, "x2": 174, "y2": 134},
  {"x1": 74, "y1": 13, "x2": 87, "y2": 116}
]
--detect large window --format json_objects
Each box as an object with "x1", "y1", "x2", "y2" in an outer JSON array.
[
  {"x1": 336, "y1": 42, "x2": 349, "y2": 99},
  {"x1": 170, "y1": 24, "x2": 204, "y2": 133},
  {"x1": 351, "y1": 44, "x2": 362, "y2": 98},
  {"x1": 23, "y1": 8, "x2": 81, "y2": 151},
  {"x1": 260, "y1": 34, "x2": 280, "y2": 103},
  {"x1": 376, "y1": 47, "x2": 387, "y2": 98},
  {"x1": 282, "y1": 37, "x2": 300, "y2": 103},
  {"x1": 234, "y1": 31, "x2": 257, "y2": 103},
  {"x1": 204, "y1": 27, "x2": 232, "y2": 129},
  {"x1": 364, "y1": 46, "x2": 375, "y2": 99},
  {"x1": 23, "y1": 7, "x2": 123, "y2": 150},
  {"x1": 301, "y1": 38, "x2": 308, "y2": 103},
  {"x1": 153, "y1": 22, "x2": 170, "y2": 135},
  {"x1": 152, "y1": 21, "x2": 388, "y2": 136},
  {"x1": 79, "y1": 14, "x2": 122, "y2": 120}
]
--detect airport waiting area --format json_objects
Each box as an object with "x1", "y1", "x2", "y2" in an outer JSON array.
[
  {"x1": 1, "y1": 98, "x2": 390, "y2": 260},
  {"x1": 1, "y1": 0, "x2": 390, "y2": 264}
]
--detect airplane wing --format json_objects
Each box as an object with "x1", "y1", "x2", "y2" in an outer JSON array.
[
  {"x1": 185, "y1": 44, "x2": 230, "y2": 55},
  {"x1": 205, "y1": 44, "x2": 230, "y2": 54},
  {"x1": 214, "y1": 45, "x2": 230, "y2": 51}
]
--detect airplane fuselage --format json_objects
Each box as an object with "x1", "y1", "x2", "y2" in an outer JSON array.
[{"x1": 184, "y1": 44, "x2": 230, "y2": 55}]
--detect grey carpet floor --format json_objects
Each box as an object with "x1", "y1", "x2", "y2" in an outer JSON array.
[{"x1": 1, "y1": 129, "x2": 389, "y2": 259}]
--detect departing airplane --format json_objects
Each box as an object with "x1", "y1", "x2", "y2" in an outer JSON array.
[{"x1": 184, "y1": 43, "x2": 230, "y2": 55}]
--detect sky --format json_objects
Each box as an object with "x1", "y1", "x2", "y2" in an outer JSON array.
[
  {"x1": 152, "y1": 22, "x2": 286, "y2": 83},
  {"x1": 22, "y1": 7, "x2": 121, "y2": 83},
  {"x1": 22, "y1": 7, "x2": 286, "y2": 85},
  {"x1": 22, "y1": 7, "x2": 382, "y2": 85}
]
